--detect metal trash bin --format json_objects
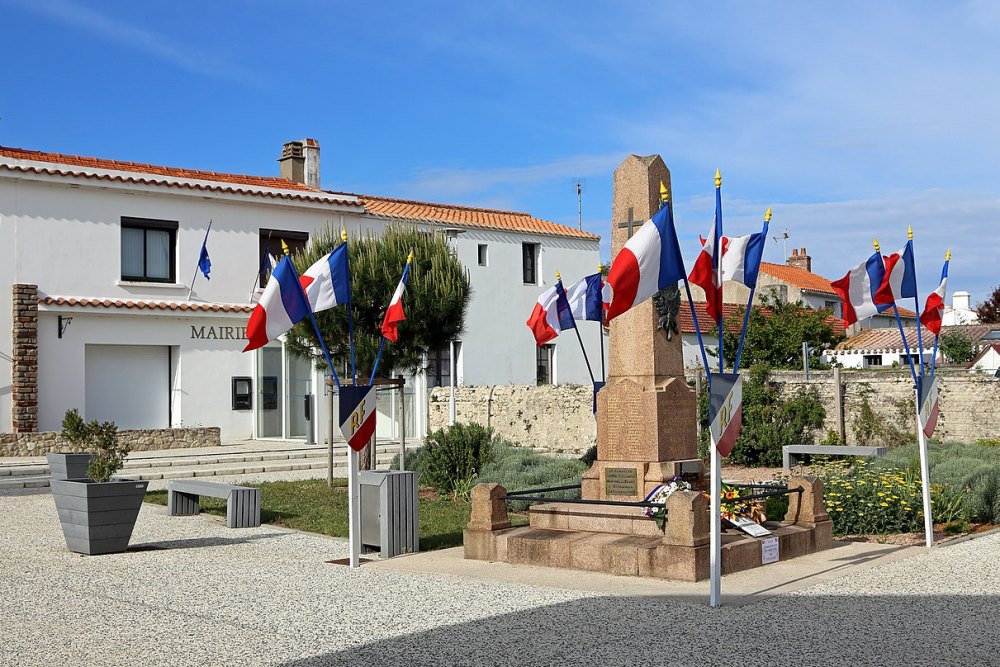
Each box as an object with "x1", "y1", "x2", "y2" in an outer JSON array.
[{"x1": 359, "y1": 470, "x2": 419, "y2": 557}]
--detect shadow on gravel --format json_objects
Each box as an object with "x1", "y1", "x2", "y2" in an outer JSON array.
[
  {"x1": 0, "y1": 487, "x2": 52, "y2": 497},
  {"x1": 133, "y1": 532, "x2": 287, "y2": 551},
  {"x1": 278, "y1": 593, "x2": 999, "y2": 666}
]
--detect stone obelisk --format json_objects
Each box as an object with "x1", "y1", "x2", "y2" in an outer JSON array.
[{"x1": 581, "y1": 155, "x2": 701, "y2": 501}]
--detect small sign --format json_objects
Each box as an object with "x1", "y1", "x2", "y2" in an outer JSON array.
[
  {"x1": 605, "y1": 467, "x2": 638, "y2": 496},
  {"x1": 729, "y1": 516, "x2": 772, "y2": 538},
  {"x1": 761, "y1": 536, "x2": 779, "y2": 565},
  {"x1": 339, "y1": 385, "x2": 377, "y2": 452}
]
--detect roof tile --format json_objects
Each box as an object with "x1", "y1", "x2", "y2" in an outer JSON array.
[
  {"x1": 39, "y1": 296, "x2": 253, "y2": 314},
  {"x1": 759, "y1": 262, "x2": 839, "y2": 295}
]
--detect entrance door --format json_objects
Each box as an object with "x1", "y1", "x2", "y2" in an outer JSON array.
[
  {"x1": 286, "y1": 351, "x2": 311, "y2": 439},
  {"x1": 85, "y1": 344, "x2": 169, "y2": 429},
  {"x1": 256, "y1": 344, "x2": 283, "y2": 438}
]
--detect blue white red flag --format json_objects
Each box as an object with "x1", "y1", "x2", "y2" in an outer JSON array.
[
  {"x1": 381, "y1": 258, "x2": 411, "y2": 343},
  {"x1": 566, "y1": 273, "x2": 605, "y2": 322},
  {"x1": 721, "y1": 233, "x2": 766, "y2": 289},
  {"x1": 918, "y1": 376, "x2": 939, "y2": 438},
  {"x1": 243, "y1": 256, "x2": 311, "y2": 352},
  {"x1": 831, "y1": 252, "x2": 891, "y2": 327},
  {"x1": 920, "y1": 257, "x2": 950, "y2": 336},
  {"x1": 300, "y1": 243, "x2": 350, "y2": 314},
  {"x1": 709, "y1": 373, "x2": 743, "y2": 457},
  {"x1": 339, "y1": 385, "x2": 376, "y2": 452},
  {"x1": 689, "y1": 220, "x2": 722, "y2": 321},
  {"x1": 606, "y1": 203, "x2": 686, "y2": 322},
  {"x1": 874, "y1": 239, "x2": 917, "y2": 305},
  {"x1": 526, "y1": 280, "x2": 576, "y2": 346}
]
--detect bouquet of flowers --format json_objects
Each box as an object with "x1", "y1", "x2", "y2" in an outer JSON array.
[
  {"x1": 642, "y1": 477, "x2": 692, "y2": 529},
  {"x1": 716, "y1": 484, "x2": 767, "y2": 525}
]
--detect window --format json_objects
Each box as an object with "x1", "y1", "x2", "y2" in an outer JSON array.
[
  {"x1": 426, "y1": 346, "x2": 451, "y2": 388},
  {"x1": 478, "y1": 244, "x2": 488, "y2": 267},
  {"x1": 863, "y1": 354, "x2": 883, "y2": 367},
  {"x1": 536, "y1": 344, "x2": 554, "y2": 385},
  {"x1": 522, "y1": 243, "x2": 539, "y2": 284},
  {"x1": 121, "y1": 217, "x2": 177, "y2": 282},
  {"x1": 259, "y1": 230, "x2": 309, "y2": 286}
]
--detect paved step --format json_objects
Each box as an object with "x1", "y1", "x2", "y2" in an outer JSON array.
[{"x1": 0, "y1": 444, "x2": 416, "y2": 490}]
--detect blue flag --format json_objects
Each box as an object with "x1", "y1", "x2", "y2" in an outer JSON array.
[{"x1": 198, "y1": 238, "x2": 211, "y2": 280}]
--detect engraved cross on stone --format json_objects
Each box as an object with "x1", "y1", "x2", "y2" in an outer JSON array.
[{"x1": 617, "y1": 206, "x2": 638, "y2": 238}]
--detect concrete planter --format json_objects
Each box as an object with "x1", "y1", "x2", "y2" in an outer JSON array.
[
  {"x1": 46, "y1": 452, "x2": 94, "y2": 481},
  {"x1": 50, "y1": 479, "x2": 149, "y2": 555}
]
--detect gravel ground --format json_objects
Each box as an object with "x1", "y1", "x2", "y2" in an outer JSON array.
[{"x1": 2, "y1": 486, "x2": 998, "y2": 667}]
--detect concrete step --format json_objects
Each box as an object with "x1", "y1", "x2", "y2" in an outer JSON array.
[{"x1": 0, "y1": 444, "x2": 415, "y2": 489}]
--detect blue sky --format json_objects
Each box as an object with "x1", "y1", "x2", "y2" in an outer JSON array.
[{"x1": 2, "y1": 0, "x2": 998, "y2": 305}]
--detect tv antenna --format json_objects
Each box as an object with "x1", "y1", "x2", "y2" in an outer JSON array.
[
  {"x1": 772, "y1": 228, "x2": 790, "y2": 259},
  {"x1": 575, "y1": 179, "x2": 584, "y2": 230}
]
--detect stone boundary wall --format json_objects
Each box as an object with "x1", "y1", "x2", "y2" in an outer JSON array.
[
  {"x1": 430, "y1": 370, "x2": 1000, "y2": 453},
  {"x1": 0, "y1": 427, "x2": 221, "y2": 457}
]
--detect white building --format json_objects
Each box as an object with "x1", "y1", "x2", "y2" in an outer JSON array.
[
  {"x1": 0, "y1": 140, "x2": 601, "y2": 442},
  {"x1": 943, "y1": 291, "x2": 980, "y2": 326},
  {"x1": 824, "y1": 323, "x2": 999, "y2": 369}
]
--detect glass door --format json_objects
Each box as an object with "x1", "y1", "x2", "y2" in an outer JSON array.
[
  {"x1": 256, "y1": 343, "x2": 283, "y2": 438},
  {"x1": 286, "y1": 350, "x2": 312, "y2": 439}
]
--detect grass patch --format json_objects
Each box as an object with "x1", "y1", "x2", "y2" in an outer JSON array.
[{"x1": 145, "y1": 478, "x2": 526, "y2": 551}]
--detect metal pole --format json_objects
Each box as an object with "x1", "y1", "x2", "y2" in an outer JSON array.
[
  {"x1": 449, "y1": 340, "x2": 456, "y2": 426},
  {"x1": 915, "y1": 385, "x2": 934, "y2": 548},
  {"x1": 709, "y1": 429, "x2": 722, "y2": 608},
  {"x1": 803, "y1": 341, "x2": 810, "y2": 383},
  {"x1": 327, "y1": 378, "x2": 334, "y2": 488},
  {"x1": 400, "y1": 380, "x2": 407, "y2": 471},
  {"x1": 187, "y1": 219, "x2": 213, "y2": 300},
  {"x1": 348, "y1": 447, "x2": 361, "y2": 567}
]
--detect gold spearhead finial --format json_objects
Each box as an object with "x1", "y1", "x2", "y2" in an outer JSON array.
[
  {"x1": 873, "y1": 239, "x2": 880, "y2": 252},
  {"x1": 281, "y1": 239, "x2": 290, "y2": 256},
  {"x1": 715, "y1": 169, "x2": 722, "y2": 188},
  {"x1": 555, "y1": 270, "x2": 562, "y2": 283},
  {"x1": 946, "y1": 249, "x2": 951, "y2": 260},
  {"x1": 407, "y1": 249, "x2": 414, "y2": 264},
  {"x1": 765, "y1": 207, "x2": 772, "y2": 222},
  {"x1": 907, "y1": 225, "x2": 913, "y2": 240},
  {"x1": 340, "y1": 227, "x2": 348, "y2": 242},
  {"x1": 659, "y1": 181, "x2": 669, "y2": 203}
]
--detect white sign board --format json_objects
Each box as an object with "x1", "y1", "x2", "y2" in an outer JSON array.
[
  {"x1": 761, "y1": 536, "x2": 779, "y2": 565},
  {"x1": 729, "y1": 516, "x2": 772, "y2": 537}
]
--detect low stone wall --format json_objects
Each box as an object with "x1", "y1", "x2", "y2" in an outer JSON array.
[
  {"x1": 0, "y1": 427, "x2": 221, "y2": 457},
  {"x1": 429, "y1": 370, "x2": 1000, "y2": 453},
  {"x1": 428, "y1": 385, "x2": 596, "y2": 455}
]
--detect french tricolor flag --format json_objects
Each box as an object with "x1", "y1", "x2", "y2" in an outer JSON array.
[
  {"x1": 831, "y1": 252, "x2": 891, "y2": 327},
  {"x1": 243, "y1": 256, "x2": 311, "y2": 352},
  {"x1": 526, "y1": 280, "x2": 576, "y2": 346},
  {"x1": 565, "y1": 272, "x2": 605, "y2": 322},
  {"x1": 920, "y1": 256, "x2": 950, "y2": 336},
  {"x1": 299, "y1": 243, "x2": 351, "y2": 314},
  {"x1": 606, "y1": 203, "x2": 686, "y2": 322},
  {"x1": 381, "y1": 259, "x2": 411, "y2": 343},
  {"x1": 874, "y1": 239, "x2": 917, "y2": 306}
]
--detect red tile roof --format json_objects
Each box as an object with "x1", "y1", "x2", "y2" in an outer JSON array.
[
  {"x1": 759, "y1": 262, "x2": 839, "y2": 296},
  {"x1": 355, "y1": 194, "x2": 599, "y2": 241},
  {"x1": 39, "y1": 296, "x2": 253, "y2": 314},
  {"x1": 0, "y1": 146, "x2": 362, "y2": 207},
  {"x1": 679, "y1": 301, "x2": 845, "y2": 337},
  {"x1": 833, "y1": 323, "x2": 996, "y2": 352}
]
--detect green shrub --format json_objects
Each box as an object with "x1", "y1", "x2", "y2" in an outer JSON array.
[
  {"x1": 851, "y1": 385, "x2": 915, "y2": 448},
  {"x1": 579, "y1": 444, "x2": 598, "y2": 467},
  {"x1": 478, "y1": 443, "x2": 586, "y2": 511},
  {"x1": 975, "y1": 437, "x2": 1000, "y2": 447},
  {"x1": 416, "y1": 422, "x2": 498, "y2": 497},
  {"x1": 61, "y1": 408, "x2": 128, "y2": 483},
  {"x1": 818, "y1": 460, "x2": 932, "y2": 534}
]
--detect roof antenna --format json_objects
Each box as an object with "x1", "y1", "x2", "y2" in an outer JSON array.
[
  {"x1": 772, "y1": 228, "x2": 790, "y2": 259},
  {"x1": 575, "y1": 179, "x2": 584, "y2": 230}
]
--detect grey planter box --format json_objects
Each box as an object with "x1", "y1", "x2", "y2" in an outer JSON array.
[
  {"x1": 359, "y1": 470, "x2": 419, "y2": 558},
  {"x1": 46, "y1": 452, "x2": 94, "y2": 481},
  {"x1": 50, "y1": 479, "x2": 149, "y2": 555}
]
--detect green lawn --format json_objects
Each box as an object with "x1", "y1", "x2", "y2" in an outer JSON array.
[{"x1": 145, "y1": 478, "x2": 526, "y2": 551}]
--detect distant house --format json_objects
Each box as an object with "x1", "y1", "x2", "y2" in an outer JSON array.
[
  {"x1": 825, "y1": 324, "x2": 1000, "y2": 369},
  {"x1": 967, "y1": 344, "x2": 1000, "y2": 377}
]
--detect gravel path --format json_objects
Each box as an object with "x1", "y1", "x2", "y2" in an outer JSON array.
[{"x1": 1, "y1": 487, "x2": 997, "y2": 666}]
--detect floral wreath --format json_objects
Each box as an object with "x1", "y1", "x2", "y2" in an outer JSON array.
[{"x1": 642, "y1": 477, "x2": 692, "y2": 529}]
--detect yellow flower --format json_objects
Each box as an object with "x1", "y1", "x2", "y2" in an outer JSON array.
[{"x1": 879, "y1": 502, "x2": 889, "y2": 507}]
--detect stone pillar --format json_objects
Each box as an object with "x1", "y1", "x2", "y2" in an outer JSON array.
[
  {"x1": 784, "y1": 476, "x2": 829, "y2": 525},
  {"x1": 833, "y1": 366, "x2": 846, "y2": 444},
  {"x1": 662, "y1": 490, "x2": 709, "y2": 547},
  {"x1": 464, "y1": 483, "x2": 511, "y2": 561},
  {"x1": 12, "y1": 284, "x2": 39, "y2": 433}
]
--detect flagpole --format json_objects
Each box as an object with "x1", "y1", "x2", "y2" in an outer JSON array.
[
  {"x1": 915, "y1": 386, "x2": 934, "y2": 548},
  {"x1": 341, "y1": 228, "x2": 358, "y2": 383},
  {"x1": 908, "y1": 228, "x2": 926, "y2": 377},
  {"x1": 874, "y1": 240, "x2": 919, "y2": 386},
  {"x1": 598, "y1": 264, "x2": 606, "y2": 382},
  {"x1": 557, "y1": 272, "x2": 596, "y2": 386},
  {"x1": 734, "y1": 209, "x2": 770, "y2": 374},
  {"x1": 248, "y1": 229, "x2": 274, "y2": 301},
  {"x1": 186, "y1": 219, "x2": 213, "y2": 300},
  {"x1": 715, "y1": 170, "x2": 724, "y2": 374}
]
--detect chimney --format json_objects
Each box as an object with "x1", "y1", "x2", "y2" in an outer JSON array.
[
  {"x1": 953, "y1": 291, "x2": 971, "y2": 311},
  {"x1": 787, "y1": 246, "x2": 812, "y2": 272},
  {"x1": 278, "y1": 138, "x2": 320, "y2": 189}
]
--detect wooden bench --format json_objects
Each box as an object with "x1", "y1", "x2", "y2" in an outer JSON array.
[
  {"x1": 167, "y1": 480, "x2": 261, "y2": 528},
  {"x1": 782, "y1": 445, "x2": 888, "y2": 468}
]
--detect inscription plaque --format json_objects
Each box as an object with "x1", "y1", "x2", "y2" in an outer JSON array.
[{"x1": 605, "y1": 467, "x2": 638, "y2": 496}]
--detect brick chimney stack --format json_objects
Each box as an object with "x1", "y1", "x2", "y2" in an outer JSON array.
[
  {"x1": 278, "y1": 138, "x2": 320, "y2": 189},
  {"x1": 787, "y1": 247, "x2": 812, "y2": 272}
]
